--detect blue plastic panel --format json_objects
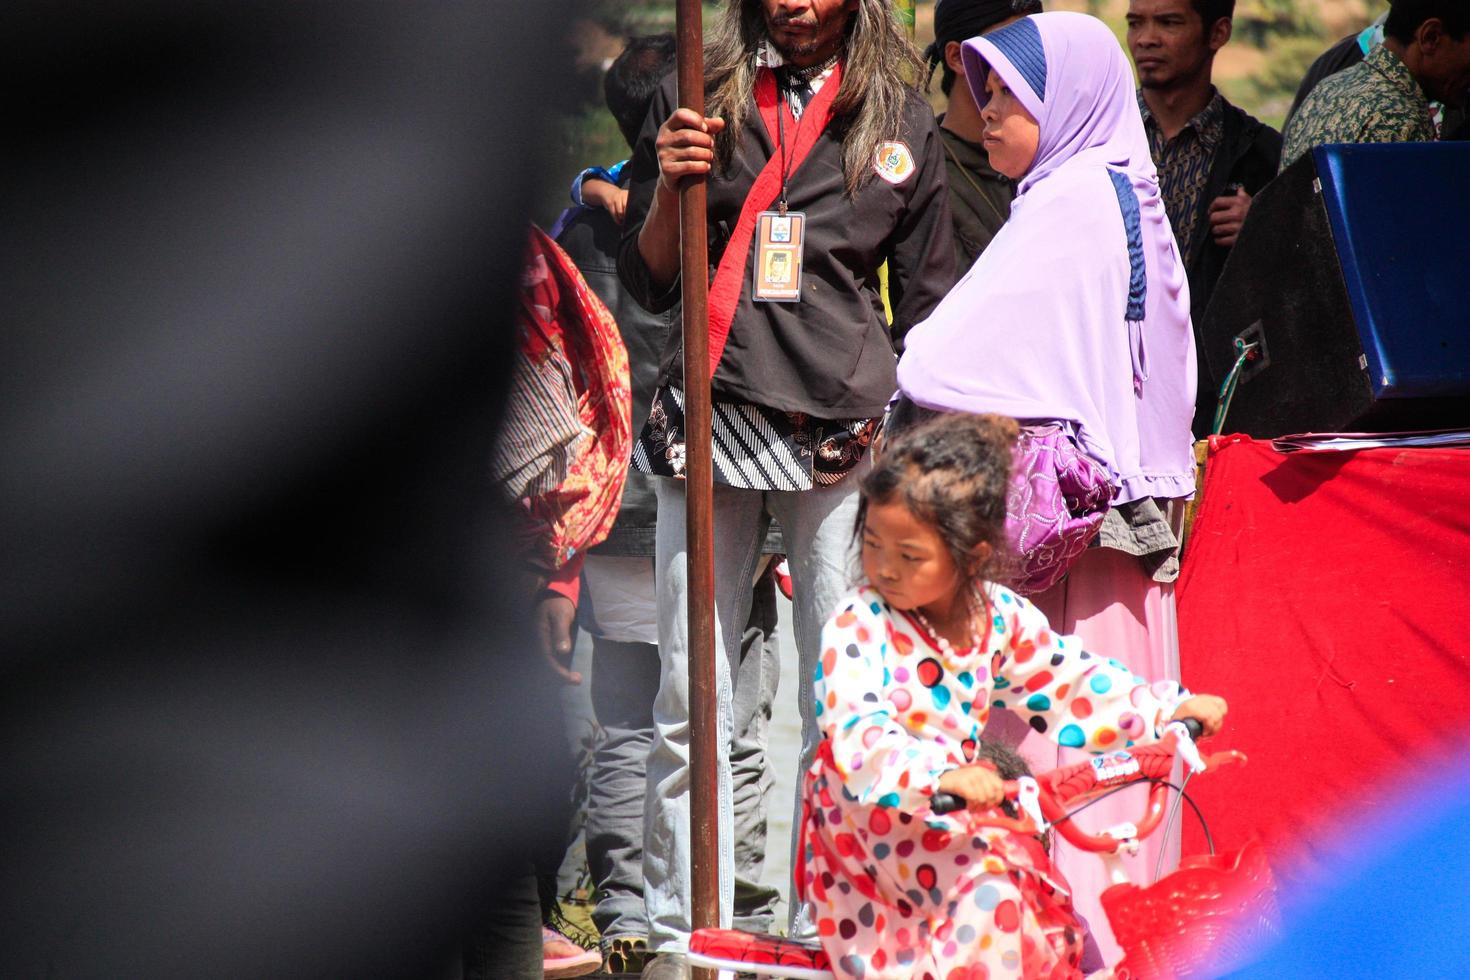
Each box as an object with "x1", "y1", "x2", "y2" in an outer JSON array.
[{"x1": 1313, "y1": 142, "x2": 1470, "y2": 399}]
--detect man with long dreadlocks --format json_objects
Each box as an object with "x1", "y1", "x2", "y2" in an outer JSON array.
[{"x1": 616, "y1": 1, "x2": 955, "y2": 975}]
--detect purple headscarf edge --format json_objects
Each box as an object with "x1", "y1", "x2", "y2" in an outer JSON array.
[{"x1": 897, "y1": 12, "x2": 1196, "y2": 506}]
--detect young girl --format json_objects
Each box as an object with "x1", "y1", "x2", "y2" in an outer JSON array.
[{"x1": 798, "y1": 414, "x2": 1225, "y2": 980}]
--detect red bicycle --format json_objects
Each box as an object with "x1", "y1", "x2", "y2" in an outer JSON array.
[{"x1": 687, "y1": 721, "x2": 1277, "y2": 979}]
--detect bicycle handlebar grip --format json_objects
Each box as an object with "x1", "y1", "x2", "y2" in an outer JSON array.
[
  {"x1": 931, "y1": 792, "x2": 965, "y2": 814},
  {"x1": 1179, "y1": 717, "x2": 1204, "y2": 740}
]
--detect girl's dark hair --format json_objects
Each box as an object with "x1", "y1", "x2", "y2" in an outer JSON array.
[{"x1": 857, "y1": 412, "x2": 1019, "y2": 609}]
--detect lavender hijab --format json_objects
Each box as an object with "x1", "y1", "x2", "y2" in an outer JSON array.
[{"x1": 897, "y1": 11, "x2": 1195, "y2": 505}]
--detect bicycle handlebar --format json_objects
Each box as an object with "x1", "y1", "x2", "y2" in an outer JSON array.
[{"x1": 929, "y1": 718, "x2": 1242, "y2": 853}]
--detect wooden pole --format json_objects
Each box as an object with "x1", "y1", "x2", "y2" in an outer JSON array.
[{"x1": 674, "y1": 1, "x2": 718, "y2": 976}]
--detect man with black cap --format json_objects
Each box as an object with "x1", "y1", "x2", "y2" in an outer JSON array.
[{"x1": 926, "y1": 0, "x2": 1043, "y2": 272}]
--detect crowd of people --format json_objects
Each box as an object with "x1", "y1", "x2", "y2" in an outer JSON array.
[{"x1": 502, "y1": 1, "x2": 1470, "y2": 978}]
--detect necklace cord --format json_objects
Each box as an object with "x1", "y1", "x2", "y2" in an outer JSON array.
[
  {"x1": 772, "y1": 54, "x2": 836, "y2": 215},
  {"x1": 911, "y1": 601, "x2": 982, "y2": 653},
  {"x1": 777, "y1": 76, "x2": 789, "y2": 214}
]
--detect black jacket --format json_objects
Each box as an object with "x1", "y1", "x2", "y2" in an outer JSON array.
[
  {"x1": 619, "y1": 73, "x2": 956, "y2": 419},
  {"x1": 937, "y1": 123, "x2": 1014, "y2": 274},
  {"x1": 1187, "y1": 100, "x2": 1282, "y2": 436}
]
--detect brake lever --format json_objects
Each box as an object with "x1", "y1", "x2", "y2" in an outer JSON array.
[
  {"x1": 1164, "y1": 720, "x2": 1207, "y2": 774},
  {"x1": 1014, "y1": 776, "x2": 1047, "y2": 833}
]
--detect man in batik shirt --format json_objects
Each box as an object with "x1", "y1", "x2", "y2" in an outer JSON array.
[
  {"x1": 1126, "y1": 0, "x2": 1280, "y2": 435},
  {"x1": 1281, "y1": 0, "x2": 1470, "y2": 171}
]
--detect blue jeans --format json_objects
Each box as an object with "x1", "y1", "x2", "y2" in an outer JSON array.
[
  {"x1": 645, "y1": 467, "x2": 864, "y2": 952},
  {"x1": 585, "y1": 574, "x2": 781, "y2": 943}
]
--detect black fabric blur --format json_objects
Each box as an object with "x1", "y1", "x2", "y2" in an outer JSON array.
[
  {"x1": 884, "y1": 393, "x2": 944, "y2": 439},
  {"x1": 618, "y1": 74, "x2": 958, "y2": 419},
  {"x1": 938, "y1": 123, "x2": 1016, "y2": 272},
  {"x1": 1, "y1": 2, "x2": 575, "y2": 977}
]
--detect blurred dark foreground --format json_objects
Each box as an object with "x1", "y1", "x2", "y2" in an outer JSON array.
[{"x1": 1, "y1": 2, "x2": 576, "y2": 976}]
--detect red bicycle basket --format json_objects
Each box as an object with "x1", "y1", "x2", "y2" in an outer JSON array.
[{"x1": 1103, "y1": 838, "x2": 1280, "y2": 979}]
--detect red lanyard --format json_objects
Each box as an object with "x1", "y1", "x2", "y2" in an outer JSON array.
[{"x1": 705, "y1": 63, "x2": 843, "y2": 372}]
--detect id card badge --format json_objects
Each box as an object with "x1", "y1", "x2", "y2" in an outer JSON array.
[{"x1": 753, "y1": 210, "x2": 805, "y2": 303}]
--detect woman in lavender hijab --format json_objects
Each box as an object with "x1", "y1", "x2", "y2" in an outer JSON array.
[{"x1": 895, "y1": 10, "x2": 1197, "y2": 964}]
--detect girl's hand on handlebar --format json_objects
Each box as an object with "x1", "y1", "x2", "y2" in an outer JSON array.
[
  {"x1": 1171, "y1": 694, "x2": 1228, "y2": 737},
  {"x1": 937, "y1": 764, "x2": 1005, "y2": 809}
]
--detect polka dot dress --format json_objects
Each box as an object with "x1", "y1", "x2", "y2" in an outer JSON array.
[{"x1": 797, "y1": 584, "x2": 1185, "y2": 979}]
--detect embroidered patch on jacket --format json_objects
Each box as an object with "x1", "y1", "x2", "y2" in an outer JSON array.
[{"x1": 872, "y1": 141, "x2": 916, "y2": 185}]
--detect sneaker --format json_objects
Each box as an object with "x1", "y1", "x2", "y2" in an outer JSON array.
[
  {"x1": 603, "y1": 935, "x2": 650, "y2": 976},
  {"x1": 542, "y1": 926, "x2": 600, "y2": 979},
  {"x1": 546, "y1": 901, "x2": 601, "y2": 951}
]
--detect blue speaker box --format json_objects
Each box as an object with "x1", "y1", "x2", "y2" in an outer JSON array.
[{"x1": 1198, "y1": 142, "x2": 1470, "y2": 437}]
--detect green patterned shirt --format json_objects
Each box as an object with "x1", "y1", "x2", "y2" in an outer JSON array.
[{"x1": 1280, "y1": 44, "x2": 1436, "y2": 172}]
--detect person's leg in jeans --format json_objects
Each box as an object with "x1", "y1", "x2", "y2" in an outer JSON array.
[
  {"x1": 588, "y1": 553, "x2": 780, "y2": 963},
  {"x1": 764, "y1": 462, "x2": 867, "y2": 935},
  {"x1": 644, "y1": 478, "x2": 766, "y2": 955},
  {"x1": 587, "y1": 634, "x2": 661, "y2": 957},
  {"x1": 582, "y1": 554, "x2": 661, "y2": 967},
  {"x1": 729, "y1": 564, "x2": 781, "y2": 933}
]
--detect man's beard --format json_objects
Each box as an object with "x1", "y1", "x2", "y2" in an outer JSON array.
[
  {"x1": 771, "y1": 31, "x2": 822, "y2": 59},
  {"x1": 767, "y1": 13, "x2": 842, "y2": 61},
  {"x1": 1138, "y1": 48, "x2": 1211, "y2": 93}
]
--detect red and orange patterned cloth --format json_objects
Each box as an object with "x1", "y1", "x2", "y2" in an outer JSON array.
[{"x1": 497, "y1": 225, "x2": 630, "y2": 603}]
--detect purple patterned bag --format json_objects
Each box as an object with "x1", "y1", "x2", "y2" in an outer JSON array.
[{"x1": 1005, "y1": 423, "x2": 1114, "y2": 595}]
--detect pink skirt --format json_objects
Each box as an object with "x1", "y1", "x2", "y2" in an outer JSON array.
[{"x1": 984, "y1": 546, "x2": 1181, "y2": 967}]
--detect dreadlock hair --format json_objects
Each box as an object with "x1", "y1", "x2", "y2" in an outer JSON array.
[
  {"x1": 977, "y1": 739, "x2": 1031, "y2": 781},
  {"x1": 703, "y1": 0, "x2": 925, "y2": 196},
  {"x1": 856, "y1": 412, "x2": 1019, "y2": 621}
]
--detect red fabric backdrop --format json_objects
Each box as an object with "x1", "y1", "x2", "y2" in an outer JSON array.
[{"x1": 1177, "y1": 436, "x2": 1470, "y2": 879}]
